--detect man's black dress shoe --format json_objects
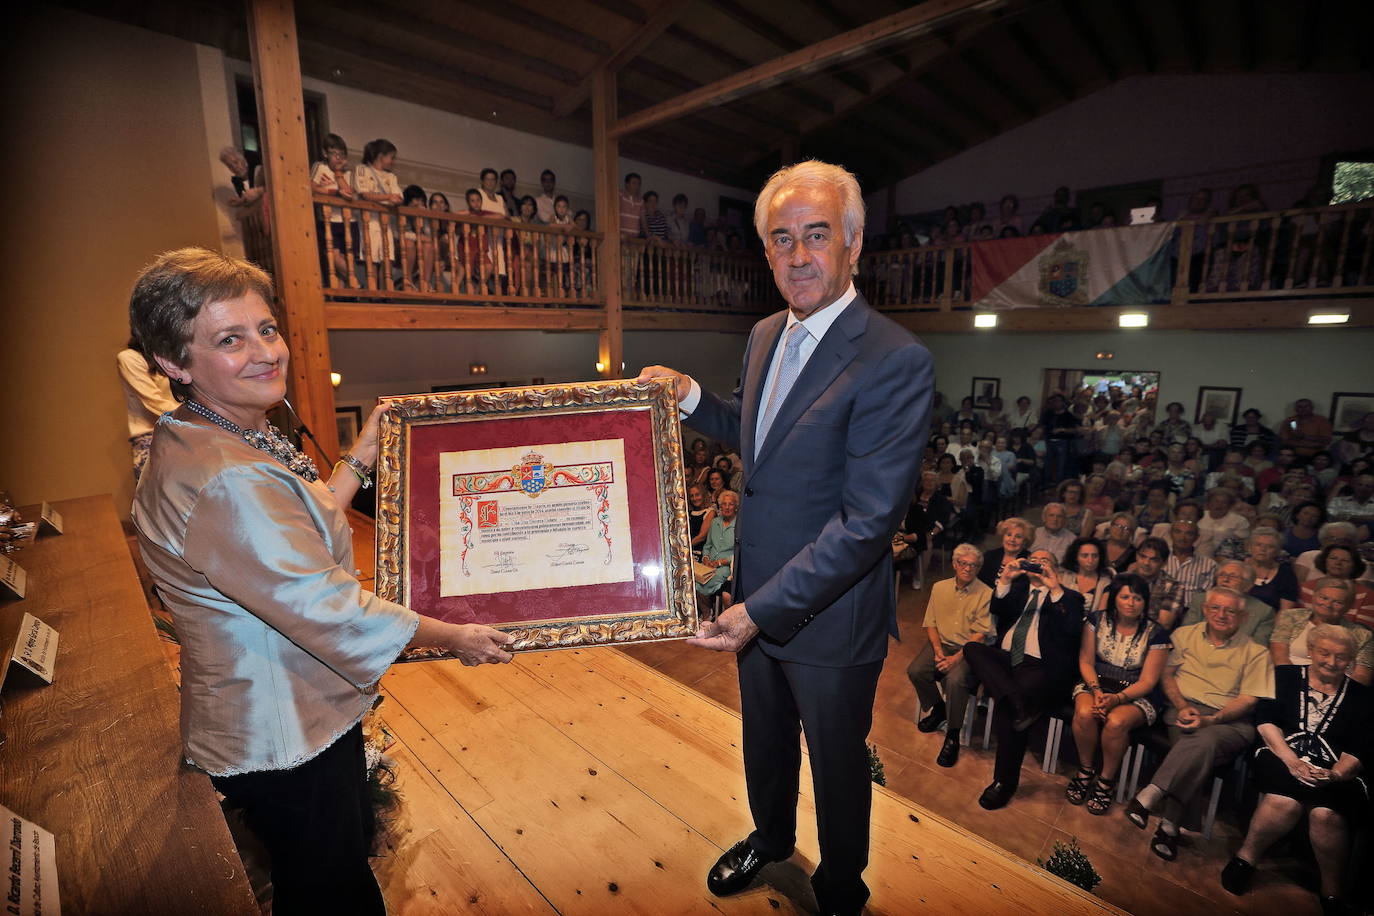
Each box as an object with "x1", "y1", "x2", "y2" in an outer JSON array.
[
  {"x1": 707, "y1": 840, "x2": 781, "y2": 897},
  {"x1": 917, "y1": 703, "x2": 947, "y2": 733},
  {"x1": 978, "y1": 780, "x2": 1017, "y2": 810},
  {"x1": 936, "y1": 735, "x2": 960, "y2": 768}
]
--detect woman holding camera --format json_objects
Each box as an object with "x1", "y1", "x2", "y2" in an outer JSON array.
[{"x1": 130, "y1": 248, "x2": 514, "y2": 914}]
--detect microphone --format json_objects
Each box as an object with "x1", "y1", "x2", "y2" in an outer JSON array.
[{"x1": 282, "y1": 397, "x2": 338, "y2": 466}]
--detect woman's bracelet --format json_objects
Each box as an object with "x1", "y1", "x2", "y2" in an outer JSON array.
[{"x1": 340, "y1": 454, "x2": 374, "y2": 489}]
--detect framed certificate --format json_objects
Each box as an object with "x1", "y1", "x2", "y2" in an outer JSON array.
[{"x1": 375, "y1": 378, "x2": 697, "y2": 655}]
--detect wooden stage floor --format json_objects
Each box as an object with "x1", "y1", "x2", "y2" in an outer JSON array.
[{"x1": 370, "y1": 646, "x2": 1122, "y2": 914}]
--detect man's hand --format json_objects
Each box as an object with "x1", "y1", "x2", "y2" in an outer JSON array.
[
  {"x1": 1174, "y1": 705, "x2": 1201, "y2": 730},
  {"x1": 635, "y1": 365, "x2": 692, "y2": 402},
  {"x1": 686, "y1": 602, "x2": 759, "y2": 653},
  {"x1": 934, "y1": 649, "x2": 962, "y2": 674}
]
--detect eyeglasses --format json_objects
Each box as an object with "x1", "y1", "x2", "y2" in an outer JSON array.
[
  {"x1": 1203, "y1": 604, "x2": 1240, "y2": 617},
  {"x1": 952, "y1": 560, "x2": 979, "y2": 570}
]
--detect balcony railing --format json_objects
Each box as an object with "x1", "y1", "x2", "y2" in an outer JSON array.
[
  {"x1": 620, "y1": 238, "x2": 780, "y2": 312},
  {"x1": 858, "y1": 201, "x2": 1374, "y2": 311}
]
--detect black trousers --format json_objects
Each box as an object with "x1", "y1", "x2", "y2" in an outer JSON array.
[
  {"x1": 963, "y1": 643, "x2": 1070, "y2": 787},
  {"x1": 738, "y1": 641, "x2": 883, "y2": 916},
  {"x1": 211, "y1": 723, "x2": 384, "y2": 916}
]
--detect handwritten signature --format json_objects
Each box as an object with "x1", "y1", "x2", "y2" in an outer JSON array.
[{"x1": 546, "y1": 543, "x2": 590, "y2": 560}]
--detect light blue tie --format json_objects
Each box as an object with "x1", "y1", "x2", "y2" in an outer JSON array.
[{"x1": 756, "y1": 321, "x2": 809, "y2": 455}]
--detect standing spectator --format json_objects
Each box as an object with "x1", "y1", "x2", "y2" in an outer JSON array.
[
  {"x1": 1156, "y1": 402, "x2": 1192, "y2": 444},
  {"x1": 1009, "y1": 395, "x2": 1037, "y2": 432},
  {"x1": 907, "y1": 543, "x2": 993, "y2": 769},
  {"x1": 1129, "y1": 537, "x2": 1187, "y2": 629},
  {"x1": 952, "y1": 396, "x2": 982, "y2": 429},
  {"x1": 1126, "y1": 587, "x2": 1274, "y2": 861},
  {"x1": 1042, "y1": 394, "x2": 1081, "y2": 483},
  {"x1": 1279, "y1": 398, "x2": 1334, "y2": 459},
  {"x1": 642, "y1": 191, "x2": 669, "y2": 241},
  {"x1": 116, "y1": 342, "x2": 178, "y2": 481},
  {"x1": 895, "y1": 471, "x2": 955, "y2": 590},
  {"x1": 1036, "y1": 186, "x2": 1080, "y2": 233},
  {"x1": 1196, "y1": 411, "x2": 1231, "y2": 470},
  {"x1": 498, "y1": 168, "x2": 520, "y2": 218},
  {"x1": 618, "y1": 172, "x2": 643, "y2": 238},
  {"x1": 351, "y1": 139, "x2": 403, "y2": 276},
  {"x1": 667, "y1": 193, "x2": 691, "y2": 246},
  {"x1": 688, "y1": 206, "x2": 709, "y2": 247},
  {"x1": 1164, "y1": 520, "x2": 1216, "y2": 607},
  {"x1": 534, "y1": 169, "x2": 557, "y2": 224},
  {"x1": 964, "y1": 549, "x2": 1086, "y2": 809},
  {"x1": 993, "y1": 194, "x2": 1022, "y2": 236},
  {"x1": 984, "y1": 397, "x2": 1010, "y2": 436},
  {"x1": 310, "y1": 133, "x2": 357, "y2": 286},
  {"x1": 1231, "y1": 408, "x2": 1277, "y2": 454},
  {"x1": 477, "y1": 168, "x2": 505, "y2": 217},
  {"x1": 1174, "y1": 187, "x2": 1216, "y2": 291}
]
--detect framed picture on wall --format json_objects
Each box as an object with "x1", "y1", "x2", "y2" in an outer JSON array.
[
  {"x1": 1330, "y1": 392, "x2": 1374, "y2": 433},
  {"x1": 1195, "y1": 386, "x2": 1242, "y2": 426},
  {"x1": 971, "y1": 377, "x2": 1000, "y2": 409},
  {"x1": 335, "y1": 405, "x2": 363, "y2": 451}
]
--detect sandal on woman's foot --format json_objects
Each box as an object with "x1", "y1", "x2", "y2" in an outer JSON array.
[
  {"x1": 1086, "y1": 777, "x2": 1117, "y2": 815},
  {"x1": 1124, "y1": 798, "x2": 1150, "y2": 829},
  {"x1": 1150, "y1": 825, "x2": 1178, "y2": 861},
  {"x1": 1065, "y1": 767, "x2": 1096, "y2": 805}
]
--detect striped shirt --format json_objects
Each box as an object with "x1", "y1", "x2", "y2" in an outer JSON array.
[{"x1": 1166, "y1": 552, "x2": 1217, "y2": 605}]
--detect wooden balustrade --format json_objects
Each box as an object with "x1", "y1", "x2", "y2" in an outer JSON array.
[
  {"x1": 620, "y1": 238, "x2": 780, "y2": 312},
  {"x1": 311, "y1": 195, "x2": 601, "y2": 304},
  {"x1": 859, "y1": 202, "x2": 1374, "y2": 311}
]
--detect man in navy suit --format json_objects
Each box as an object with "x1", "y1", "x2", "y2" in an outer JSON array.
[
  {"x1": 963, "y1": 547, "x2": 1086, "y2": 809},
  {"x1": 637, "y1": 160, "x2": 932, "y2": 916}
]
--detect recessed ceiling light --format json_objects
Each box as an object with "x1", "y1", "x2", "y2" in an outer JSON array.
[
  {"x1": 1119, "y1": 313, "x2": 1149, "y2": 328},
  {"x1": 974, "y1": 313, "x2": 998, "y2": 328},
  {"x1": 1308, "y1": 312, "x2": 1350, "y2": 325}
]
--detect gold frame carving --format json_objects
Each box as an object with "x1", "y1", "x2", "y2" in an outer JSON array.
[{"x1": 375, "y1": 378, "x2": 697, "y2": 655}]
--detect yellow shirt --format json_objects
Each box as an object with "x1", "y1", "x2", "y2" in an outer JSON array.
[
  {"x1": 921, "y1": 577, "x2": 993, "y2": 647},
  {"x1": 1168, "y1": 622, "x2": 1275, "y2": 710}
]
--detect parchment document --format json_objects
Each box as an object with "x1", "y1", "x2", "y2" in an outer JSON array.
[{"x1": 439, "y1": 438, "x2": 634, "y2": 596}]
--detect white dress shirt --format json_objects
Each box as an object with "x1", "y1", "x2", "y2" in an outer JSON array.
[{"x1": 994, "y1": 583, "x2": 1047, "y2": 659}]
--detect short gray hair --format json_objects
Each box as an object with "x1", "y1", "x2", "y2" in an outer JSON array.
[
  {"x1": 1312, "y1": 576, "x2": 1356, "y2": 604},
  {"x1": 952, "y1": 543, "x2": 984, "y2": 567},
  {"x1": 1216, "y1": 559, "x2": 1256, "y2": 588},
  {"x1": 754, "y1": 159, "x2": 865, "y2": 246},
  {"x1": 1204, "y1": 586, "x2": 1249, "y2": 612},
  {"x1": 1318, "y1": 521, "x2": 1358, "y2": 546},
  {"x1": 1248, "y1": 527, "x2": 1282, "y2": 548},
  {"x1": 1308, "y1": 623, "x2": 1355, "y2": 655}
]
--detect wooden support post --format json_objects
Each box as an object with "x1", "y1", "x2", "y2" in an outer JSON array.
[
  {"x1": 247, "y1": 0, "x2": 339, "y2": 462},
  {"x1": 593, "y1": 68, "x2": 624, "y2": 380}
]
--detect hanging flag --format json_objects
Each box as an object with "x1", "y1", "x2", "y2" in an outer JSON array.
[{"x1": 970, "y1": 224, "x2": 1175, "y2": 309}]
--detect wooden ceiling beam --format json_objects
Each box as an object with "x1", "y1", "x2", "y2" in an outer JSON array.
[
  {"x1": 916, "y1": 73, "x2": 999, "y2": 136},
  {"x1": 614, "y1": 0, "x2": 1005, "y2": 139},
  {"x1": 585, "y1": 0, "x2": 648, "y2": 24},
  {"x1": 961, "y1": 46, "x2": 1037, "y2": 119},
  {"x1": 450, "y1": 0, "x2": 610, "y2": 56},
  {"x1": 1168, "y1": 0, "x2": 1206, "y2": 72},
  {"x1": 552, "y1": 0, "x2": 693, "y2": 118},
  {"x1": 1005, "y1": 20, "x2": 1075, "y2": 100},
  {"x1": 874, "y1": 96, "x2": 968, "y2": 152},
  {"x1": 699, "y1": 0, "x2": 871, "y2": 96},
  {"x1": 620, "y1": 88, "x2": 774, "y2": 154},
  {"x1": 1120, "y1": 0, "x2": 1157, "y2": 73},
  {"x1": 625, "y1": 59, "x2": 797, "y2": 134},
  {"x1": 659, "y1": 26, "x2": 836, "y2": 116},
  {"x1": 1059, "y1": 0, "x2": 1119, "y2": 82}
]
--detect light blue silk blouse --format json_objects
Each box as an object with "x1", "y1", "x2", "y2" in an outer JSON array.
[{"x1": 133, "y1": 413, "x2": 419, "y2": 776}]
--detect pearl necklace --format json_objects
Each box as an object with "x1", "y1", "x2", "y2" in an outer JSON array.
[{"x1": 184, "y1": 400, "x2": 320, "y2": 482}]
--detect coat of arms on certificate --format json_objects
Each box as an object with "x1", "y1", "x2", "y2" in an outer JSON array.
[{"x1": 375, "y1": 378, "x2": 696, "y2": 655}]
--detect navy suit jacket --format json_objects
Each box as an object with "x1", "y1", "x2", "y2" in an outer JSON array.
[
  {"x1": 988, "y1": 577, "x2": 1086, "y2": 677},
  {"x1": 686, "y1": 293, "x2": 933, "y2": 666}
]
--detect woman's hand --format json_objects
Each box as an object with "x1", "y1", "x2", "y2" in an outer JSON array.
[
  {"x1": 448, "y1": 624, "x2": 515, "y2": 666},
  {"x1": 1285, "y1": 756, "x2": 1323, "y2": 787},
  {"x1": 348, "y1": 402, "x2": 392, "y2": 469}
]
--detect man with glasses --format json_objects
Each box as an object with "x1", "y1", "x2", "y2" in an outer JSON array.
[
  {"x1": 1178, "y1": 560, "x2": 1276, "y2": 643},
  {"x1": 1130, "y1": 537, "x2": 1187, "y2": 630},
  {"x1": 907, "y1": 544, "x2": 993, "y2": 769},
  {"x1": 1126, "y1": 587, "x2": 1274, "y2": 860}
]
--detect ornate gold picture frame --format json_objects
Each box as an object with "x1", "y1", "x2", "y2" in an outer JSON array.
[{"x1": 375, "y1": 378, "x2": 696, "y2": 655}]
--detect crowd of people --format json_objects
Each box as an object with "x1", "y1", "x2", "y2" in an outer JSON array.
[{"x1": 895, "y1": 382, "x2": 1372, "y2": 915}]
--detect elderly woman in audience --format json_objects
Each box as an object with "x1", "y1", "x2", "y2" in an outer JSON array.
[
  {"x1": 978, "y1": 517, "x2": 1032, "y2": 590},
  {"x1": 1102, "y1": 512, "x2": 1142, "y2": 572},
  {"x1": 686, "y1": 483, "x2": 715, "y2": 554},
  {"x1": 685, "y1": 437, "x2": 711, "y2": 488},
  {"x1": 1055, "y1": 478, "x2": 1091, "y2": 538},
  {"x1": 1246, "y1": 528, "x2": 1300, "y2": 611},
  {"x1": 895, "y1": 471, "x2": 955, "y2": 590},
  {"x1": 1198, "y1": 488, "x2": 1251, "y2": 558},
  {"x1": 1156, "y1": 402, "x2": 1192, "y2": 445},
  {"x1": 1161, "y1": 443, "x2": 1198, "y2": 499},
  {"x1": 1067, "y1": 573, "x2": 1172, "y2": 814},
  {"x1": 695, "y1": 490, "x2": 739, "y2": 603},
  {"x1": 704, "y1": 467, "x2": 732, "y2": 509},
  {"x1": 1282, "y1": 500, "x2": 1326, "y2": 556},
  {"x1": 1062, "y1": 537, "x2": 1111, "y2": 613},
  {"x1": 1300, "y1": 544, "x2": 1374, "y2": 629},
  {"x1": 1221, "y1": 624, "x2": 1371, "y2": 913},
  {"x1": 1081, "y1": 474, "x2": 1117, "y2": 535},
  {"x1": 1269, "y1": 578, "x2": 1373, "y2": 685},
  {"x1": 1178, "y1": 558, "x2": 1273, "y2": 638}
]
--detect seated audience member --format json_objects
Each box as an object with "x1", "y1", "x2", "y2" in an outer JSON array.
[
  {"x1": 1180, "y1": 560, "x2": 1276, "y2": 644},
  {"x1": 1205, "y1": 450, "x2": 1257, "y2": 499},
  {"x1": 704, "y1": 467, "x2": 732, "y2": 509},
  {"x1": 1246, "y1": 528, "x2": 1299, "y2": 611},
  {"x1": 1161, "y1": 444, "x2": 1198, "y2": 499},
  {"x1": 310, "y1": 133, "x2": 357, "y2": 284},
  {"x1": 1135, "y1": 481, "x2": 1173, "y2": 533},
  {"x1": 1243, "y1": 440, "x2": 1274, "y2": 476},
  {"x1": 1164, "y1": 520, "x2": 1217, "y2": 606},
  {"x1": 1009, "y1": 396, "x2": 1037, "y2": 432},
  {"x1": 952, "y1": 397, "x2": 983, "y2": 430},
  {"x1": 1308, "y1": 450, "x2": 1339, "y2": 493},
  {"x1": 1126, "y1": 587, "x2": 1275, "y2": 861},
  {"x1": 1198, "y1": 489, "x2": 1251, "y2": 559},
  {"x1": 984, "y1": 397, "x2": 1010, "y2": 436},
  {"x1": 895, "y1": 471, "x2": 955, "y2": 590},
  {"x1": 992, "y1": 435, "x2": 1019, "y2": 502},
  {"x1": 946, "y1": 425, "x2": 978, "y2": 459},
  {"x1": 1283, "y1": 501, "x2": 1326, "y2": 556},
  {"x1": 934, "y1": 453, "x2": 967, "y2": 508},
  {"x1": 1269, "y1": 578, "x2": 1373, "y2": 684},
  {"x1": 1156, "y1": 402, "x2": 1193, "y2": 445},
  {"x1": 1062, "y1": 537, "x2": 1110, "y2": 613},
  {"x1": 980, "y1": 517, "x2": 1032, "y2": 589},
  {"x1": 964, "y1": 549, "x2": 1086, "y2": 809},
  {"x1": 953, "y1": 450, "x2": 985, "y2": 535},
  {"x1": 1279, "y1": 398, "x2": 1334, "y2": 459},
  {"x1": 1032, "y1": 503, "x2": 1076, "y2": 564},
  {"x1": 1335, "y1": 411, "x2": 1374, "y2": 466},
  {"x1": 1326, "y1": 472, "x2": 1374, "y2": 540},
  {"x1": 684, "y1": 437, "x2": 711, "y2": 488},
  {"x1": 695, "y1": 490, "x2": 738, "y2": 600},
  {"x1": 1067, "y1": 573, "x2": 1172, "y2": 814},
  {"x1": 1196, "y1": 413, "x2": 1231, "y2": 470},
  {"x1": 1056, "y1": 478, "x2": 1091, "y2": 538},
  {"x1": 686, "y1": 484, "x2": 715, "y2": 553},
  {"x1": 1102, "y1": 512, "x2": 1142, "y2": 572},
  {"x1": 1082, "y1": 474, "x2": 1117, "y2": 532},
  {"x1": 1300, "y1": 544, "x2": 1374, "y2": 629},
  {"x1": 1220, "y1": 625, "x2": 1372, "y2": 912},
  {"x1": 907, "y1": 544, "x2": 994, "y2": 769},
  {"x1": 1130, "y1": 537, "x2": 1187, "y2": 630}
]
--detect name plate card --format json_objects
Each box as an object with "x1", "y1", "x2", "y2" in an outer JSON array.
[
  {"x1": 35, "y1": 505, "x2": 62, "y2": 537},
  {"x1": 1, "y1": 804, "x2": 60, "y2": 916},
  {"x1": 9, "y1": 615, "x2": 57, "y2": 685},
  {"x1": 0, "y1": 559, "x2": 24, "y2": 601}
]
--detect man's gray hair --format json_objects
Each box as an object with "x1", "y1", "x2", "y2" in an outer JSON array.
[
  {"x1": 1248, "y1": 526, "x2": 1282, "y2": 547},
  {"x1": 1217, "y1": 559, "x2": 1256, "y2": 588},
  {"x1": 1312, "y1": 576, "x2": 1356, "y2": 604},
  {"x1": 754, "y1": 159, "x2": 865, "y2": 247},
  {"x1": 952, "y1": 543, "x2": 984, "y2": 567},
  {"x1": 1204, "y1": 585, "x2": 1249, "y2": 611},
  {"x1": 1308, "y1": 623, "x2": 1356, "y2": 655},
  {"x1": 1318, "y1": 521, "x2": 1358, "y2": 546}
]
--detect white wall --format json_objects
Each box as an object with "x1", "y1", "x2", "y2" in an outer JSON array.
[
  {"x1": 916, "y1": 326, "x2": 1374, "y2": 428},
  {"x1": 867, "y1": 72, "x2": 1374, "y2": 229}
]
